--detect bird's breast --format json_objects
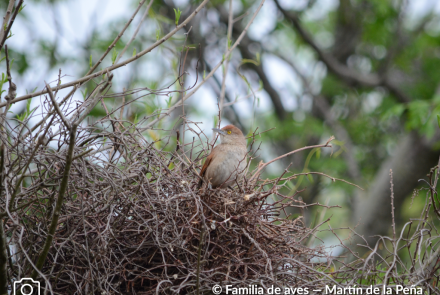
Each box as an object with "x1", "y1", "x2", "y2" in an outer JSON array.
[{"x1": 205, "y1": 145, "x2": 247, "y2": 188}]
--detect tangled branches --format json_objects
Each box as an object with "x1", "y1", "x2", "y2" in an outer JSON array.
[
  {"x1": 2, "y1": 83, "x2": 438, "y2": 293},
  {"x1": 0, "y1": 82, "x2": 340, "y2": 293}
]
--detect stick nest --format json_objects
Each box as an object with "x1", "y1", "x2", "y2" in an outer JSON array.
[{"x1": 3, "y1": 114, "x2": 334, "y2": 294}]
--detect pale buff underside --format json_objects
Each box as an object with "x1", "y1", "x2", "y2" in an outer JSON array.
[{"x1": 204, "y1": 144, "x2": 247, "y2": 188}]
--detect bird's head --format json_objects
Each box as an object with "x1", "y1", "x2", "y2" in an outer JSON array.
[{"x1": 212, "y1": 124, "x2": 246, "y2": 145}]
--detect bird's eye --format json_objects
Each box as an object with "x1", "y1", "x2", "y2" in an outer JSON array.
[{"x1": 227, "y1": 131, "x2": 232, "y2": 134}]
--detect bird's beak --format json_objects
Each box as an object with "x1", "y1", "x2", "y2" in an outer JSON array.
[{"x1": 212, "y1": 128, "x2": 227, "y2": 135}]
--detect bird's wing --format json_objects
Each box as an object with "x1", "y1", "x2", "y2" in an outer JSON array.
[
  {"x1": 197, "y1": 147, "x2": 218, "y2": 188},
  {"x1": 200, "y1": 146, "x2": 217, "y2": 177}
]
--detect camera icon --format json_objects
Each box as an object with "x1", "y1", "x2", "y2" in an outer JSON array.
[{"x1": 13, "y1": 278, "x2": 40, "y2": 295}]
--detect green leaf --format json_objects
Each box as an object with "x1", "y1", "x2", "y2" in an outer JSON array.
[
  {"x1": 156, "y1": 28, "x2": 160, "y2": 40},
  {"x1": 26, "y1": 97, "x2": 32, "y2": 113},
  {"x1": 406, "y1": 100, "x2": 430, "y2": 130},
  {"x1": 111, "y1": 48, "x2": 118, "y2": 65},
  {"x1": 213, "y1": 115, "x2": 218, "y2": 129},
  {"x1": 132, "y1": 48, "x2": 136, "y2": 57},
  {"x1": 0, "y1": 74, "x2": 4, "y2": 94},
  {"x1": 381, "y1": 104, "x2": 405, "y2": 122},
  {"x1": 18, "y1": 4, "x2": 26, "y2": 13},
  {"x1": 89, "y1": 55, "x2": 92, "y2": 68},
  {"x1": 173, "y1": 8, "x2": 182, "y2": 26},
  {"x1": 438, "y1": 115, "x2": 440, "y2": 129},
  {"x1": 88, "y1": 107, "x2": 107, "y2": 117},
  {"x1": 16, "y1": 97, "x2": 36, "y2": 122}
]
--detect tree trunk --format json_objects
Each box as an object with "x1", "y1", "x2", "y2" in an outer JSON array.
[{"x1": 354, "y1": 131, "x2": 439, "y2": 247}]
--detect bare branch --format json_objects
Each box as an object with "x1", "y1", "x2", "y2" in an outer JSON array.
[
  {"x1": 115, "y1": 0, "x2": 154, "y2": 64},
  {"x1": 88, "y1": 0, "x2": 147, "y2": 74},
  {"x1": 217, "y1": 0, "x2": 234, "y2": 125},
  {"x1": 45, "y1": 81, "x2": 71, "y2": 130},
  {"x1": 31, "y1": 123, "x2": 78, "y2": 279},
  {"x1": 142, "y1": 0, "x2": 266, "y2": 130},
  {"x1": 0, "y1": 0, "x2": 16, "y2": 51},
  {"x1": 274, "y1": 0, "x2": 411, "y2": 103},
  {"x1": 0, "y1": 0, "x2": 210, "y2": 109},
  {"x1": 249, "y1": 136, "x2": 335, "y2": 182}
]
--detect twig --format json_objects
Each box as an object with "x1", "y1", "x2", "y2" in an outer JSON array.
[
  {"x1": 217, "y1": 0, "x2": 234, "y2": 126},
  {"x1": 115, "y1": 0, "x2": 154, "y2": 64},
  {"x1": 390, "y1": 169, "x2": 396, "y2": 241},
  {"x1": 88, "y1": 0, "x2": 147, "y2": 74},
  {"x1": 249, "y1": 136, "x2": 335, "y2": 182},
  {"x1": 196, "y1": 225, "x2": 204, "y2": 295},
  {"x1": 7, "y1": 116, "x2": 55, "y2": 215},
  {"x1": 142, "y1": 0, "x2": 266, "y2": 130},
  {"x1": 0, "y1": 0, "x2": 210, "y2": 109},
  {"x1": 299, "y1": 216, "x2": 331, "y2": 243},
  {"x1": 31, "y1": 123, "x2": 78, "y2": 279},
  {"x1": 3, "y1": 45, "x2": 16, "y2": 103},
  {"x1": 292, "y1": 172, "x2": 364, "y2": 191},
  {"x1": 45, "y1": 81, "x2": 71, "y2": 130},
  {"x1": 0, "y1": 219, "x2": 8, "y2": 294},
  {"x1": 0, "y1": 0, "x2": 22, "y2": 52},
  {"x1": 273, "y1": 0, "x2": 411, "y2": 103},
  {"x1": 0, "y1": 0, "x2": 17, "y2": 51}
]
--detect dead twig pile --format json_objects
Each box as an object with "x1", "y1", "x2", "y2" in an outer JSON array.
[
  {"x1": 1, "y1": 86, "x2": 439, "y2": 294},
  {"x1": 1, "y1": 92, "x2": 342, "y2": 293}
]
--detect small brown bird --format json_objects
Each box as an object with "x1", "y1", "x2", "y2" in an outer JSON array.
[{"x1": 198, "y1": 125, "x2": 247, "y2": 189}]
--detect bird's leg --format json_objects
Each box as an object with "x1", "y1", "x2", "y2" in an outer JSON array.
[
  {"x1": 208, "y1": 183, "x2": 213, "y2": 190},
  {"x1": 227, "y1": 185, "x2": 235, "y2": 191}
]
